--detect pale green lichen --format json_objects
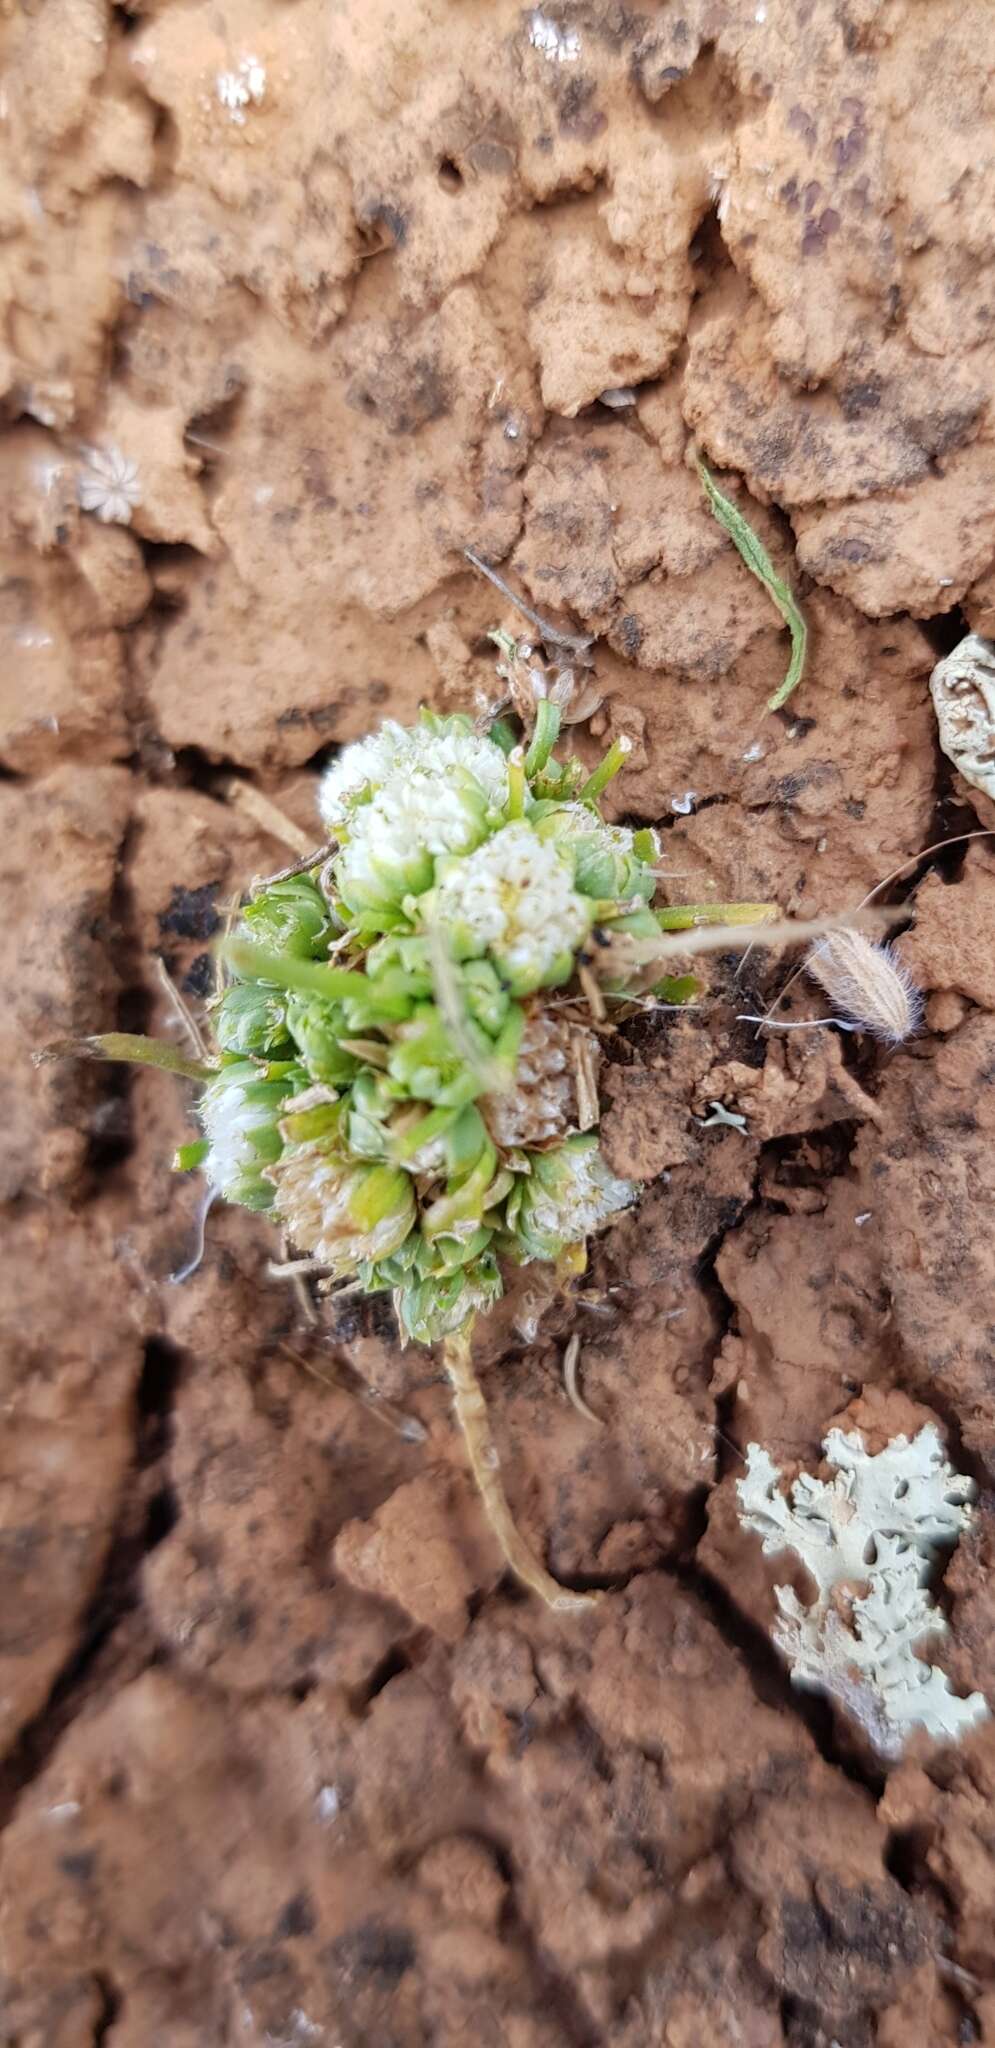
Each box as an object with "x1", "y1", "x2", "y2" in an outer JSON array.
[{"x1": 738, "y1": 1425, "x2": 989, "y2": 1757}]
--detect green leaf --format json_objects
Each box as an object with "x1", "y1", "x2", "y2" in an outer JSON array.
[
  {"x1": 697, "y1": 458, "x2": 808, "y2": 711},
  {"x1": 655, "y1": 901, "x2": 777, "y2": 930},
  {"x1": 652, "y1": 974, "x2": 700, "y2": 1004},
  {"x1": 174, "y1": 1138, "x2": 210, "y2": 1171},
  {"x1": 523, "y1": 698, "x2": 561, "y2": 779},
  {"x1": 34, "y1": 1033, "x2": 215, "y2": 1083}
]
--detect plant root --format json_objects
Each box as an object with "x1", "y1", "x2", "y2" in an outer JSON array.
[{"x1": 442, "y1": 1326, "x2": 600, "y2": 1612}]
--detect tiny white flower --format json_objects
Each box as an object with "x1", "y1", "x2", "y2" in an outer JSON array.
[
  {"x1": 436, "y1": 821, "x2": 592, "y2": 995},
  {"x1": 528, "y1": 10, "x2": 581, "y2": 61},
  {"x1": 198, "y1": 1064, "x2": 291, "y2": 1207},
  {"x1": 77, "y1": 445, "x2": 141, "y2": 526},
  {"x1": 216, "y1": 55, "x2": 266, "y2": 123}
]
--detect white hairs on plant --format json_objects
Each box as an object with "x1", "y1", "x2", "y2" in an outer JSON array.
[{"x1": 804, "y1": 930, "x2": 921, "y2": 1044}]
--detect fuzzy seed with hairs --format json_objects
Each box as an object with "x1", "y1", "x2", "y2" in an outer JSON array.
[{"x1": 804, "y1": 931, "x2": 921, "y2": 1044}]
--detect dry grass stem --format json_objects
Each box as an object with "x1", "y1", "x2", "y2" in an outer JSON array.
[
  {"x1": 225, "y1": 778, "x2": 315, "y2": 856},
  {"x1": 155, "y1": 953, "x2": 208, "y2": 1059},
  {"x1": 562, "y1": 1333, "x2": 603, "y2": 1425}
]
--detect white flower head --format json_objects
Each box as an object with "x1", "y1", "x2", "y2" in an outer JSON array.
[
  {"x1": 270, "y1": 1148, "x2": 414, "y2": 1275},
  {"x1": 436, "y1": 821, "x2": 592, "y2": 996},
  {"x1": 201, "y1": 1076, "x2": 259, "y2": 1194},
  {"x1": 199, "y1": 1066, "x2": 287, "y2": 1206},
  {"x1": 528, "y1": 11, "x2": 581, "y2": 62},
  {"x1": 319, "y1": 719, "x2": 508, "y2": 830},
  {"x1": 77, "y1": 445, "x2": 141, "y2": 525},
  {"x1": 216, "y1": 55, "x2": 266, "y2": 124},
  {"x1": 335, "y1": 760, "x2": 496, "y2": 915},
  {"x1": 513, "y1": 1133, "x2": 636, "y2": 1260}
]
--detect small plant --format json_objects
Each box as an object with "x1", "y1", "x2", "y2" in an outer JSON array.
[
  {"x1": 50, "y1": 693, "x2": 877, "y2": 1607},
  {"x1": 737, "y1": 1425, "x2": 989, "y2": 1756}
]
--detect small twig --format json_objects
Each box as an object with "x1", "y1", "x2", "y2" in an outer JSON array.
[
  {"x1": 215, "y1": 890, "x2": 241, "y2": 999},
  {"x1": 275, "y1": 1235, "x2": 319, "y2": 1326},
  {"x1": 225, "y1": 778, "x2": 315, "y2": 856},
  {"x1": 443, "y1": 1324, "x2": 600, "y2": 1610},
  {"x1": 249, "y1": 841, "x2": 336, "y2": 892},
  {"x1": 155, "y1": 954, "x2": 208, "y2": 1060},
  {"x1": 935, "y1": 1955, "x2": 982, "y2": 1997},
  {"x1": 267, "y1": 1257, "x2": 335, "y2": 1279},
  {"x1": 562, "y1": 1333, "x2": 603, "y2": 1426},
  {"x1": 183, "y1": 429, "x2": 226, "y2": 456},
  {"x1": 595, "y1": 909, "x2": 890, "y2": 995},
  {"x1": 462, "y1": 545, "x2": 595, "y2": 659},
  {"x1": 280, "y1": 1344, "x2": 426, "y2": 1442},
  {"x1": 737, "y1": 1013, "x2": 852, "y2": 1033},
  {"x1": 577, "y1": 961, "x2": 607, "y2": 1022}
]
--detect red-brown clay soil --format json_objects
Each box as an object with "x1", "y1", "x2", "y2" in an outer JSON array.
[{"x1": 3, "y1": 3, "x2": 995, "y2": 2043}]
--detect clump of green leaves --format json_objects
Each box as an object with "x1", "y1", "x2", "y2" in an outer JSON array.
[{"x1": 49, "y1": 709, "x2": 778, "y2": 1351}]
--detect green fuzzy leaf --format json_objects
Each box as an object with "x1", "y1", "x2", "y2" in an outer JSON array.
[{"x1": 697, "y1": 458, "x2": 807, "y2": 711}]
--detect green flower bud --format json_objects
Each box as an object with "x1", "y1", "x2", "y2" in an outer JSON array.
[
  {"x1": 199, "y1": 1060, "x2": 302, "y2": 1210},
  {"x1": 270, "y1": 1141, "x2": 416, "y2": 1277},
  {"x1": 434, "y1": 822, "x2": 593, "y2": 997},
  {"x1": 396, "y1": 1252, "x2": 503, "y2": 1347},
  {"x1": 213, "y1": 981, "x2": 290, "y2": 1057},
  {"x1": 536, "y1": 804, "x2": 658, "y2": 902},
  {"x1": 240, "y1": 875, "x2": 332, "y2": 958},
  {"x1": 285, "y1": 995, "x2": 360, "y2": 1084},
  {"x1": 462, "y1": 959, "x2": 510, "y2": 1036},
  {"x1": 347, "y1": 1070, "x2": 397, "y2": 1159},
  {"x1": 385, "y1": 1002, "x2": 479, "y2": 1110},
  {"x1": 508, "y1": 1133, "x2": 636, "y2": 1262}
]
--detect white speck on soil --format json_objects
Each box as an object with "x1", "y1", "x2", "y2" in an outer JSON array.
[{"x1": 528, "y1": 11, "x2": 581, "y2": 62}]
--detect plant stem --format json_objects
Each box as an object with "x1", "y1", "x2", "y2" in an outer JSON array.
[
  {"x1": 524, "y1": 698, "x2": 561, "y2": 779},
  {"x1": 578, "y1": 734, "x2": 632, "y2": 802},
  {"x1": 442, "y1": 1326, "x2": 600, "y2": 1612},
  {"x1": 506, "y1": 749, "x2": 527, "y2": 819}
]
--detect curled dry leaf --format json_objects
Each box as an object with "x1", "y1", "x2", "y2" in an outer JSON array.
[{"x1": 930, "y1": 633, "x2": 995, "y2": 805}]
